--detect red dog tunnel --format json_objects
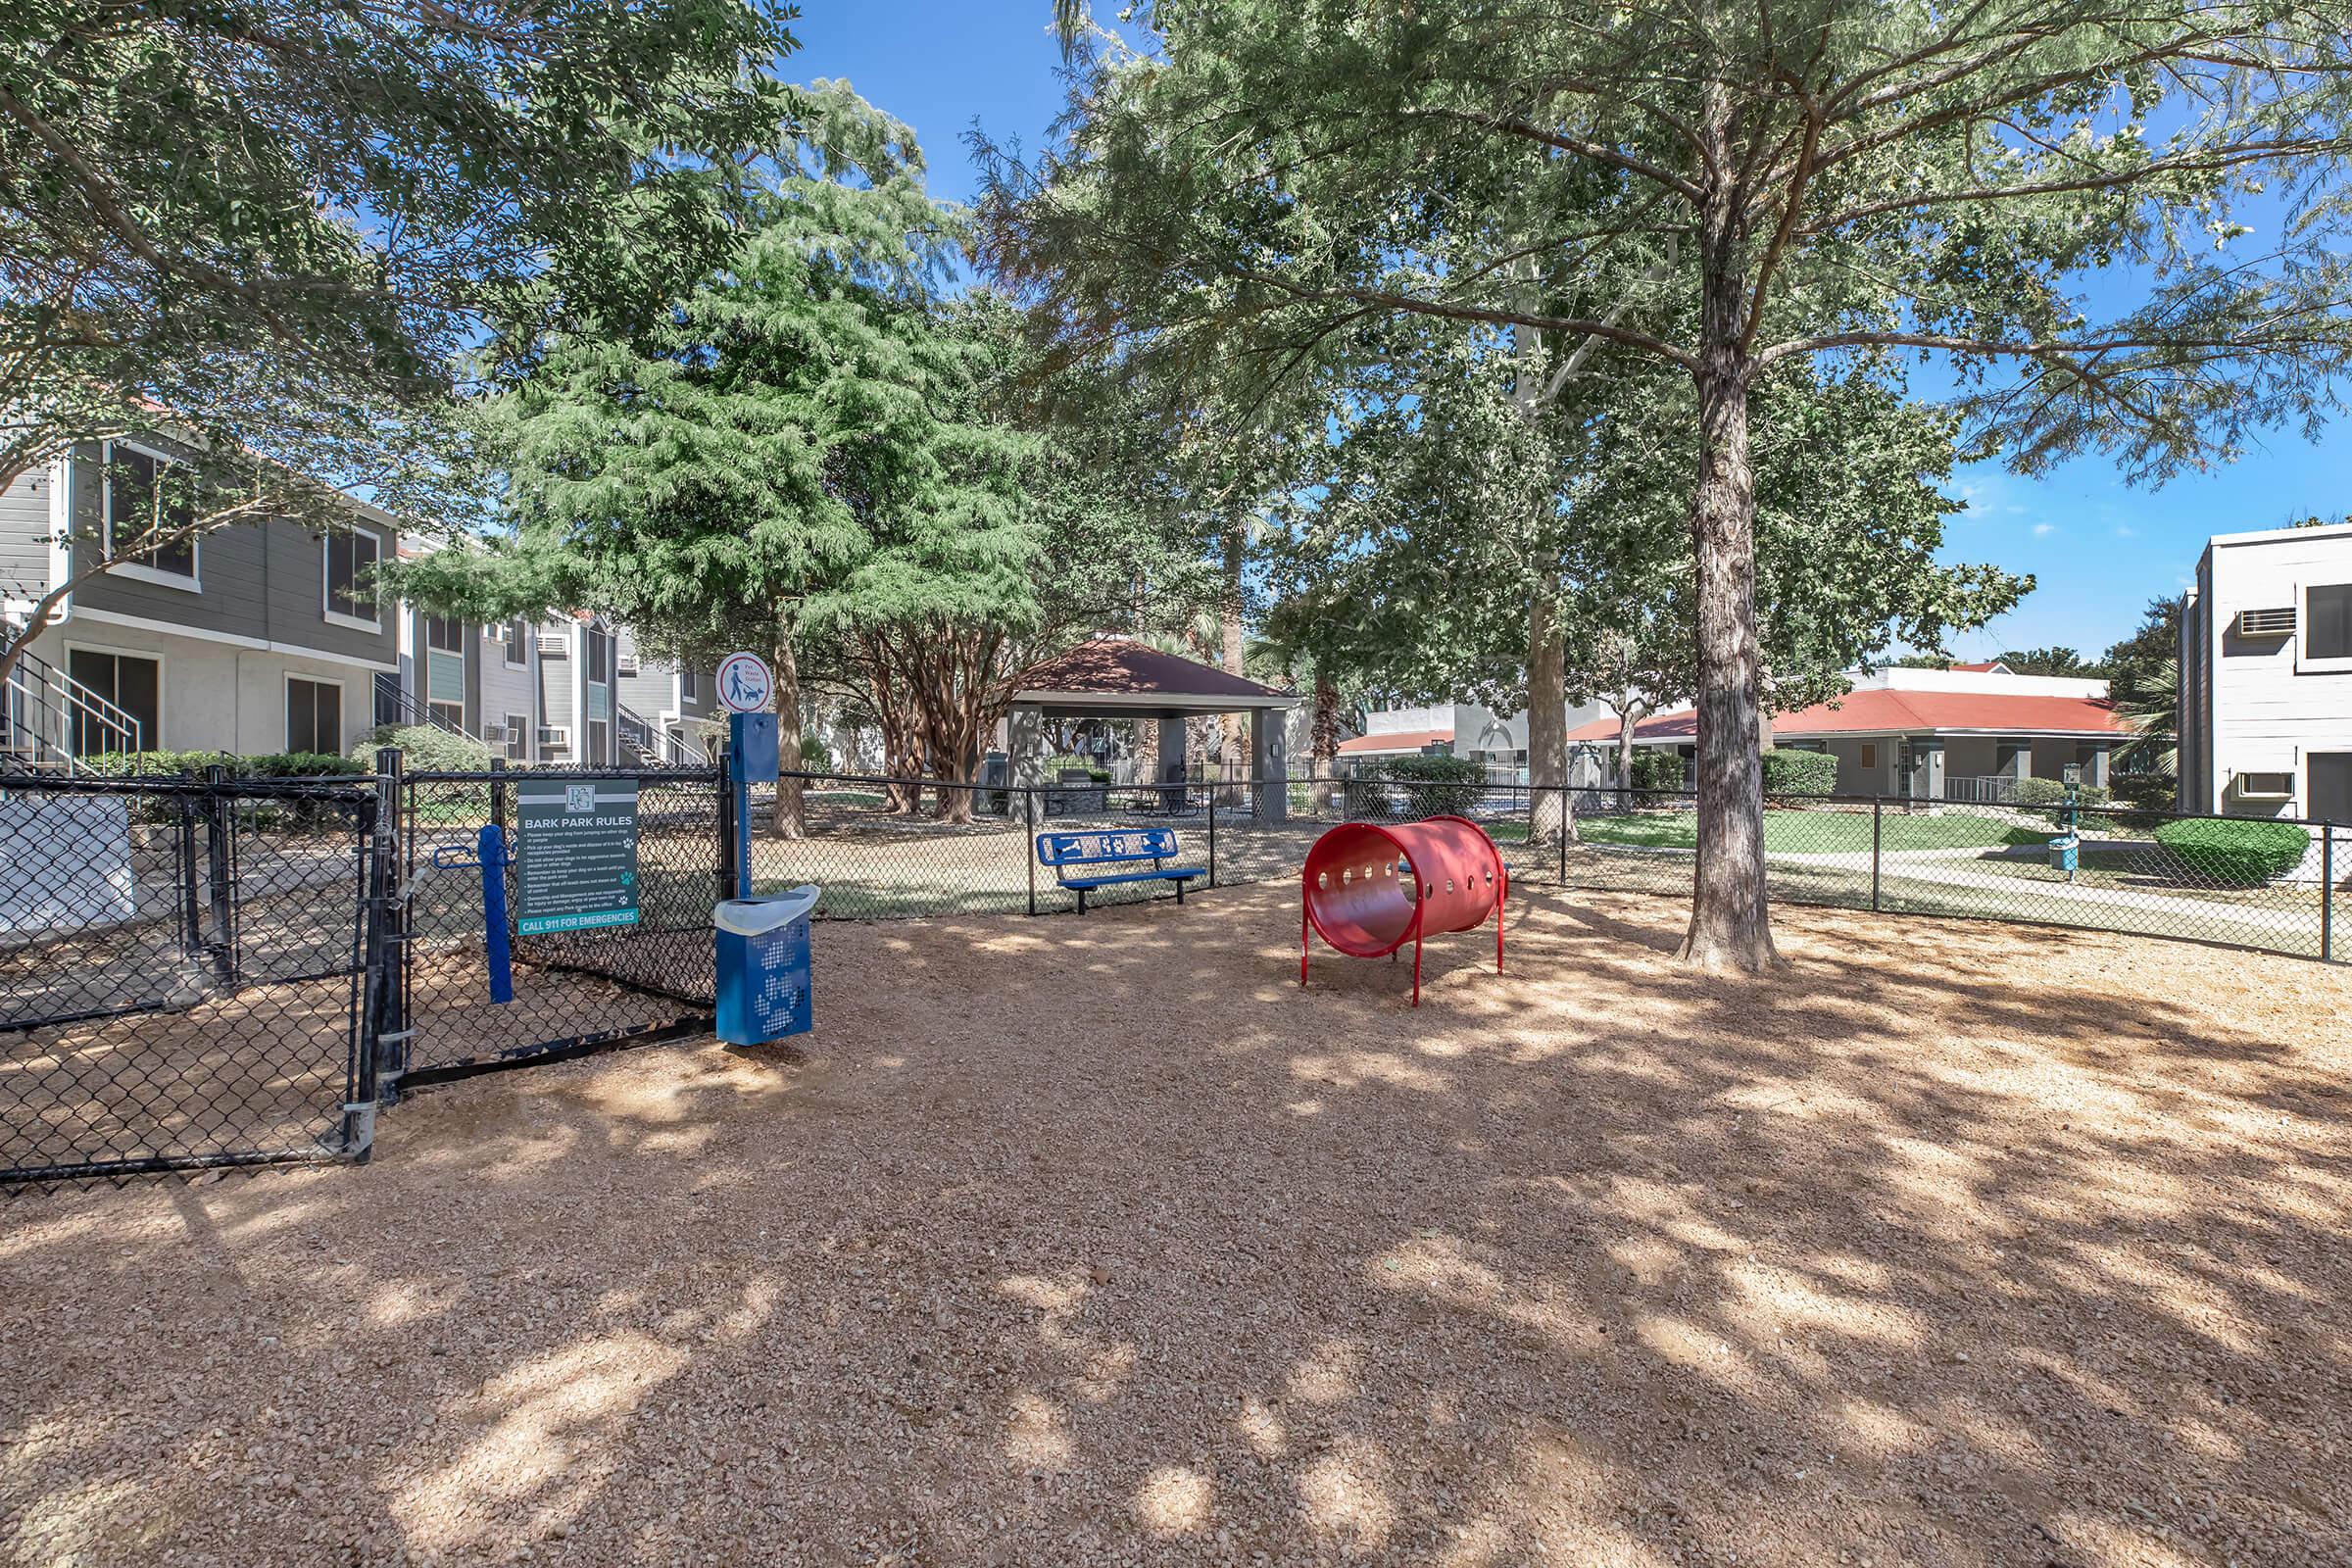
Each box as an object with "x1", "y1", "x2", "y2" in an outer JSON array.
[{"x1": 1299, "y1": 814, "x2": 1505, "y2": 1005}]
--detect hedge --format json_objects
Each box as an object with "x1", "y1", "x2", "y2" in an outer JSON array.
[
  {"x1": 350, "y1": 723, "x2": 495, "y2": 771},
  {"x1": 1369, "y1": 753, "x2": 1487, "y2": 786},
  {"x1": 80, "y1": 749, "x2": 366, "y2": 779},
  {"x1": 2153, "y1": 817, "x2": 2311, "y2": 886},
  {"x1": 1629, "y1": 748, "x2": 1687, "y2": 795},
  {"x1": 1760, "y1": 747, "x2": 1838, "y2": 795}
]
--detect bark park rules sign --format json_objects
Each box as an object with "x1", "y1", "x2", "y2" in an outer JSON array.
[{"x1": 514, "y1": 778, "x2": 641, "y2": 935}]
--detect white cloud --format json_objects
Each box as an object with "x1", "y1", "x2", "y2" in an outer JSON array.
[{"x1": 2032, "y1": 522, "x2": 2054, "y2": 536}]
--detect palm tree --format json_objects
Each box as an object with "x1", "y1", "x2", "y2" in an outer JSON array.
[{"x1": 2113, "y1": 657, "x2": 2179, "y2": 776}]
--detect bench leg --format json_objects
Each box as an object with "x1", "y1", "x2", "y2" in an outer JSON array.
[
  {"x1": 1175, "y1": 880, "x2": 1185, "y2": 904},
  {"x1": 1077, "y1": 888, "x2": 1088, "y2": 916}
]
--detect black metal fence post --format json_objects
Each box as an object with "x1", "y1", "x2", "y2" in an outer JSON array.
[
  {"x1": 2324, "y1": 823, "x2": 2335, "y2": 962},
  {"x1": 489, "y1": 755, "x2": 509, "y2": 837},
  {"x1": 372, "y1": 747, "x2": 411, "y2": 1093},
  {"x1": 1556, "y1": 787, "x2": 1568, "y2": 887},
  {"x1": 716, "y1": 749, "x2": 740, "y2": 901},
  {"x1": 1871, "y1": 794, "x2": 1883, "y2": 912},
  {"x1": 201, "y1": 761, "x2": 238, "y2": 987},
  {"x1": 1023, "y1": 787, "x2": 1037, "y2": 915},
  {"x1": 1207, "y1": 787, "x2": 1218, "y2": 889}
]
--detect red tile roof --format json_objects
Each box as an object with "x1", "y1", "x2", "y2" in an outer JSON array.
[
  {"x1": 1337, "y1": 729, "x2": 1453, "y2": 755},
  {"x1": 1015, "y1": 637, "x2": 1292, "y2": 701},
  {"x1": 1566, "y1": 688, "x2": 2123, "y2": 743}
]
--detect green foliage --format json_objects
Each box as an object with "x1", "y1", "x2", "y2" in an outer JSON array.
[
  {"x1": 0, "y1": 0, "x2": 797, "y2": 479},
  {"x1": 1760, "y1": 749, "x2": 1838, "y2": 796},
  {"x1": 350, "y1": 725, "x2": 494, "y2": 772},
  {"x1": 80, "y1": 749, "x2": 364, "y2": 779},
  {"x1": 1996, "y1": 648, "x2": 2105, "y2": 678},
  {"x1": 2154, "y1": 817, "x2": 2312, "y2": 886},
  {"x1": 2006, "y1": 775, "x2": 2115, "y2": 826},
  {"x1": 2104, "y1": 597, "x2": 2184, "y2": 774},
  {"x1": 1630, "y1": 749, "x2": 1689, "y2": 797},
  {"x1": 799, "y1": 736, "x2": 834, "y2": 769},
  {"x1": 1369, "y1": 754, "x2": 1485, "y2": 786}
]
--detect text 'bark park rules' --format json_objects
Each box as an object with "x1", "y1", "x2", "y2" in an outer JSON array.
[{"x1": 514, "y1": 778, "x2": 641, "y2": 935}]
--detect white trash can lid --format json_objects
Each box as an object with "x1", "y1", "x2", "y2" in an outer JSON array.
[{"x1": 714, "y1": 885, "x2": 820, "y2": 935}]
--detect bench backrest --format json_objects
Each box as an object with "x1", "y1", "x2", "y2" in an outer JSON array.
[{"x1": 1036, "y1": 828, "x2": 1181, "y2": 868}]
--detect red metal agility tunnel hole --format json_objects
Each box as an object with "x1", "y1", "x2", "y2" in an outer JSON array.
[{"x1": 1299, "y1": 814, "x2": 1505, "y2": 1005}]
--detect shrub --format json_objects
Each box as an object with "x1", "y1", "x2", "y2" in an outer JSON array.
[
  {"x1": 1760, "y1": 747, "x2": 1838, "y2": 796},
  {"x1": 2106, "y1": 772, "x2": 2176, "y2": 830},
  {"x1": 1628, "y1": 748, "x2": 1688, "y2": 801},
  {"x1": 80, "y1": 749, "x2": 365, "y2": 779},
  {"x1": 2153, "y1": 817, "x2": 2311, "y2": 886},
  {"x1": 1370, "y1": 754, "x2": 1485, "y2": 785},
  {"x1": 798, "y1": 735, "x2": 832, "y2": 769},
  {"x1": 349, "y1": 723, "x2": 495, "y2": 772},
  {"x1": 2004, "y1": 775, "x2": 2113, "y2": 827}
]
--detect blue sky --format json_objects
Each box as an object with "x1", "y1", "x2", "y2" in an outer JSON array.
[{"x1": 789, "y1": 4, "x2": 2351, "y2": 663}]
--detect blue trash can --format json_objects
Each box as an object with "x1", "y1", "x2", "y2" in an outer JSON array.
[
  {"x1": 2048, "y1": 834, "x2": 2080, "y2": 873},
  {"x1": 714, "y1": 885, "x2": 818, "y2": 1045}
]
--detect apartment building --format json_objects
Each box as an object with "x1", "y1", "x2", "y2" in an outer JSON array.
[
  {"x1": 2179, "y1": 520, "x2": 2352, "y2": 821},
  {"x1": 1, "y1": 439, "x2": 718, "y2": 770}
]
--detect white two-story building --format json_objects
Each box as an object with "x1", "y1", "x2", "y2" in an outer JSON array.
[{"x1": 2179, "y1": 520, "x2": 2352, "y2": 822}]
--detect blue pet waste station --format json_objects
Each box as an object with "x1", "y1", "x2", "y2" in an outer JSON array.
[{"x1": 714, "y1": 885, "x2": 819, "y2": 1045}]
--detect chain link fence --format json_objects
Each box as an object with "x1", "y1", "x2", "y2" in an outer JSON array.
[
  {"x1": 0, "y1": 771, "x2": 379, "y2": 1183},
  {"x1": 739, "y1": 768, "x2": 2346, "y2": 964},
  {"x1": 393, "y1": 763, "x2": 724, "y2": 1087}
]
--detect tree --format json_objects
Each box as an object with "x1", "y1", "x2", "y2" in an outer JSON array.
[
  {"x1": 1, "y1": 0, "x2": 798, "y2": 694},
  {"x1": 990, "y1": 1, "x2": 2352, "y2": 969},
  {"x1": 2102, "y1": 595, "x2": 2185, "y2": 773},
  {"x1": 1263, "y1": 330, "x2": 2025, "y2": 818},
  {"x1": 1996, "y1": 647, "x2": 2102, "y2": 677}
]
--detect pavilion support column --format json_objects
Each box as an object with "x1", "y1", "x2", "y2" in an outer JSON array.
[
  {"x1": 1250, "y1": 708, "x2": 1289, "y2": 823},
  {"x1": 2082, "y1": 741, "x2": 2112, "y2": 790},
  {"x1": 1008, "y1": 704, "x2": 1046, "y2": 790},
  {"x1": 1156, "y1": 716, "x2": 1188, "y2": 786}
]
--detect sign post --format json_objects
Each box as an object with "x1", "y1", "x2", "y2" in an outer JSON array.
[
  {"x1": 514, "y1": 778, "x2": 641, "y2": 935},
  {"x1": 716, "y1": 651, "x2": 779, "y2": 898}
]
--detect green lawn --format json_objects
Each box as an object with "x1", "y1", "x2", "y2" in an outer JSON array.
[{"x1": 1577, "y1": 808, "x2": 2048, "y2": 855}]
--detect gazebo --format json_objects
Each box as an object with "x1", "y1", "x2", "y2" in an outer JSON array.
[{"x1": 1003, "y1": 637, "x2": 1299, "y2": 820}]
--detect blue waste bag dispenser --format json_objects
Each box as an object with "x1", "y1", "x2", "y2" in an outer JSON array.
[
  {"x1": 714, "y1": 885, "x2": 819, "y2": 1045},
  {"x1": 2048, "y1": 833, "x2": 2080, "y2": 873}
]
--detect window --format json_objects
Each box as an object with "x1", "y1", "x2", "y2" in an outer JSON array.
[
  {"x1": 503, "y1": 617, "x2": 530, "y2": 668},
  {"x1": 322, "y1": 529, "x2": 381, "y2": 628},
  {"x1": 583, "y1": 626, "x2": 614, "y2": 762},
  {"x1": 66, "y1": 649, "x2": 160, "y2": 756},
  {"x1": 286, "y1": 677, "x2": 343, "y2": 755},
  {"x1": 2313, "y1": 755, "x2": 2352, "y2": 823},
  {"x1": 2306, "y1": 583, "x2": 2352, "y2": 662},
  {"x1": 680, "y1": 668, "x2": 700, "y2": 704},
  {"x1": 103, "y1": 444, "x2": 198, "y2": 583},
  {"x1": 424, "y1": 614, "x2": 466, "y2": 730},
  {"x1": 372, "y1": 671, "x2": 404, "y2": 728},
  {"x1": 504, "y1": 711, "x2": 528, "y2": 761},
  {"x1": 1860, "y1": 743, "x2": 1878, "y2": 769}
]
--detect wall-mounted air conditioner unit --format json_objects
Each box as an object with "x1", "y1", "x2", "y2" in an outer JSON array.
[
  {"x1": 537, "y1": 632, "x2": 569, "y2": 658},
  {"x1": 2232, "y1": 770, "x2": 2295, "y2": 800},
  {"x1": 2237, "y1": 607, "x2": 2296, "y2": 637},
  {"x1": 479, "y1": 723, "x2": 508, "y2": 743},
  {"x1": 537, "y1": 726, "x2": 571, "y2": 753},
  {"x1": 616, "y1": 655, "x2": 640, "y2": 677}
]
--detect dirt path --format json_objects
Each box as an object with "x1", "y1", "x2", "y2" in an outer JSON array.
[{"x1": 4, "y1": 884, "x2": 2349, "y2": 1567}]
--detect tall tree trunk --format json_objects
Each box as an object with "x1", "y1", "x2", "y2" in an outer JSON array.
[
  {"x1": 1678, "y1": 136, "x2": 1776, "y2": 971},
  {"x1": 1526, "y1": 588, "x2": 1575, "y2": 846},
  {"x1": 1134, "y1": 712, "x2": 1159, "y2": 787},
  {"x1": 1310, "y1": 673, "x2": 1339, "y2": 812},
  {"x1": 771, "y1": 632, "x2": 805, "y2": 840},
  {"x1": 1616, "y1": 706, "x2": 1640, "y2": 793},
  {"x1": 1219, "y1": 514, "x2": 1247, "y2": 799}
]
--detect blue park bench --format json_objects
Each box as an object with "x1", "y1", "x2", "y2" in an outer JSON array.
[{"x1": 1035, "y1": 828, "x2": 1203, "y2": 914}]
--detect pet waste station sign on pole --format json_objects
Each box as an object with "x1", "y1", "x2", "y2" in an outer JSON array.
[
  {"x1": 514, "y1": 778, "x2": 642, "y2": 935},
  {"x1": 717, "y1": 651, "x2": 779, "y2": 898}
]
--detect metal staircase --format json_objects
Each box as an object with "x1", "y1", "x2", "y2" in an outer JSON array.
[
  {"x1": 617, "y1": 703, "x2": 707, "y2": 767},
  {"x1": 1, "y1": 644, "x2": 144, "y2": 774}
]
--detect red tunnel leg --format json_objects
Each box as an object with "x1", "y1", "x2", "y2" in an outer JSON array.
[
  {"x1": 1299, "y1": 900, "x2": 1309, "y2": 988},
  {"x1": 1497, "y1": 865, "x2": 1507, "y2": 972},
  {"x1": 1411, "y1": 924, "x2": 1423, "y2": 1007}
]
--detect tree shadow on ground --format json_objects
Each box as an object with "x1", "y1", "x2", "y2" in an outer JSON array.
[{"x1": 2, "y1": 882, "x2": 2347, "y2": 1567}]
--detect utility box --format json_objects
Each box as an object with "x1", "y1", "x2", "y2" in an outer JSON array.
[{"x1": 714, "y1": 885, "x2": 818, "y2": 1045}]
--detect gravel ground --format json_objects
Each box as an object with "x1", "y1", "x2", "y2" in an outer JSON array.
[{"x1": 4, "y1": 882, "x2": 2350, "y2": 1568}]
